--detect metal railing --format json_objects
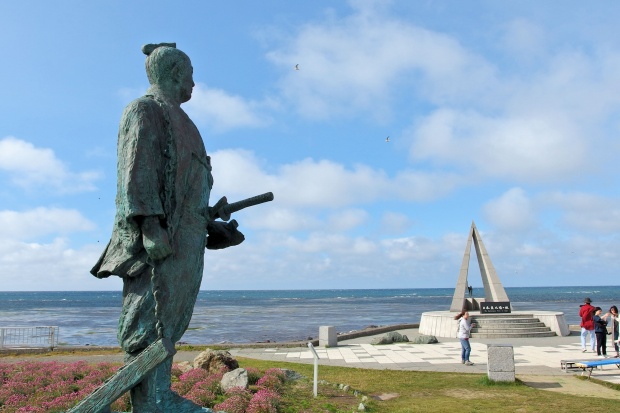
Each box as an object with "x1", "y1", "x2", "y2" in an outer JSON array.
[{"x1": 0, "y1": 326, "x2": 59, "y2": 350}]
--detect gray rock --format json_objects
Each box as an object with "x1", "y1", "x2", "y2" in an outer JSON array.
[
  {"x1": 281, "y1": 369, "x2": 304, "y2": 381},
  {"x1": 194, "y1": 349, "x2": 239, "y2": 373},
  {"x1": 411, "y1": 335, "x2": 438, "y2": 344},
  {"x1": 175, "y1": 361, "x2": 194, "y2": 373},
  {"x1": 358, "y1": 402, "x2": 366, "y2": 411},
  {"x1": 221, "y1": 368, "x2": 249, "y2": 391},
  {"x1": 371, "y1": 331, "x2": 410, "y2": 345}
]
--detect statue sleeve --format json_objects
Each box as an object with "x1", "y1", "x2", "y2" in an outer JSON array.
[
  {"x1": 91, "y1": 98, "x2": 168, "y2": 279},
  {"x1": 117, "y1": 99, "x2": 167, "y2": 221}
]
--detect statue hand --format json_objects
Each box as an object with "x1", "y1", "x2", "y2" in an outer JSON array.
[
  {"x1": 141, "y1": 216, "x2": 172, "y2": 261},
  {"x1": 207, "y1": 219, "x2": 245, "y2": 250}
]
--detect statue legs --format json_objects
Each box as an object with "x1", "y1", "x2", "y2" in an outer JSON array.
[
  {"x1": 125, "y1": 352, "x2": 163, "y2": 413},
  {"x1": 127, "y1": 355, "x2": 205, "y2": 413}
]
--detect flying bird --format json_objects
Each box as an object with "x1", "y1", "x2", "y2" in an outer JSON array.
[
  {"x1": 294, "y1": 64, "x2": 300, "y2": 70},
  {"x1": 386, "y1": 136, "x2": 390, "y2": 142}
]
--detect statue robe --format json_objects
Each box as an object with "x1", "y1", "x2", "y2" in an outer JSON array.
[{"x1": 92, "y1": 92, "x2": 213, "y2": 354}]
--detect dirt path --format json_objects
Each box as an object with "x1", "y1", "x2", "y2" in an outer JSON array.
[{"x1": 518, "y1": 374, "x2": 620, "y2": 400}]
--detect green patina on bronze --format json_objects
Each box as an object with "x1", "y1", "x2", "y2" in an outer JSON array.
[{"x1": 69, "y1": 43, "x2": 272, "y2": 413}]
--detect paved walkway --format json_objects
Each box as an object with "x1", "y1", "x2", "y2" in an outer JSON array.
[{"x1": 230, "y1": 328, "x2": 620, "y2": 384}]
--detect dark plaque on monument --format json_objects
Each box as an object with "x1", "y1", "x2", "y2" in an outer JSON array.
[{"x1": 480, "y1": 301, "x2": 511, "y2": 314}]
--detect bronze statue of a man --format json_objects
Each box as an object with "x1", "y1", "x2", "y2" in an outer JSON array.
[{"x1": 92, "y1": 43, "x2": 243, "y2": 412}]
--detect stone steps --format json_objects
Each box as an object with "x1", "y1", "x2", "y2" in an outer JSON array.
[
  {"x1": 474, "y1": 321, "x2": 546, "y2": 329},
  {"x1": 471, "y1": 323, "x2": 550, "y2": 333},
  {"x1": 471, "y1": 331, "x2": 557, "y2": 338},
  {"x1": 469, "y1": 314, "x2": 556, "y2": 338},
  {"x1": 474, "y1": 318, "x2": 545, "y2": 325}
]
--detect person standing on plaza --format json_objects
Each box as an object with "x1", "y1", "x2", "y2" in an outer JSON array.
[
  {"x1": 455, "y1": 311, "x2": 476, "y2": 365},
  {"x1": 603, "y1": 305, "x2": 619, "y2": 358},
  {"x1": 579, "y1": 297, "x2": 595, "y2": 352},
  {"x1": 593, "y1": 307, "x2": 608, "y2": 357}
]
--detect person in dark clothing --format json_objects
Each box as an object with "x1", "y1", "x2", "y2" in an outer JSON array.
[{"x1": 593, "y1": 307, "x2": 608, "y2": 357}]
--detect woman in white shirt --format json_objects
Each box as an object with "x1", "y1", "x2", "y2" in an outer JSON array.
[
  {"x1": 605, "y1": 305, "x2": 619, "y2": 358},
  {"x1": 455, "y1": 311, "x2": 476, "y2": 365}
]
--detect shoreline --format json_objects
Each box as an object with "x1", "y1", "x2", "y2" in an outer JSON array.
[
  {"x1": 0, "y1": 323, "x2": 583, "y2": 357},
  {"x1": 0, "y1": 323, "x2": 420, "y2": 356}
]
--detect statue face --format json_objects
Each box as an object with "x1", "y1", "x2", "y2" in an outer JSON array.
[{"x1": 178, "y1": 63, "x2": 194, "y2": 103}]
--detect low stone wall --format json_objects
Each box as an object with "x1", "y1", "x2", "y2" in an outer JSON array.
[
  {"x1": 419, "y1": 311, "x2": 460, "y2": 338},
  {"x1": 531, "y1": 312, "x2": 570, "y2": 336}
]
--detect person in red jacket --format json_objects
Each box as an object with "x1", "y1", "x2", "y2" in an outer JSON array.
[{"x1": 579, "y1": 297, "x2": 595, "y2": 352}]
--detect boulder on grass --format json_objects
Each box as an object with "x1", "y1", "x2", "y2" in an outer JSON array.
[
  {"x1": 193, "y1": 349, "x2": 239, "y2": 373},
  {"x1": 221, "y1": 368, "x2": 249, "y2": 391},
  {"x1": 281, "y1": 369, "x2": 304, "y2": 381}
]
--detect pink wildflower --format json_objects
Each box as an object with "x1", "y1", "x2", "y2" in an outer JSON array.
[
  {"x1": 244, "y1": 367, "x2": 261, "y2": 385},
  {"x1": 256, "y1": 374, "x2": 282, "y2": 391},
  {"x1": 246, "y1": 388, "x2": 280, "y2": 413}
]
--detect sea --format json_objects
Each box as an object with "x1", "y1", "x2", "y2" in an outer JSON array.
[{"x1": 0, "y1": 287, "x2": 618, "y2": 347}]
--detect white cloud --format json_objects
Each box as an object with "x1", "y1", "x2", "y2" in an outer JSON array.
[
  {"x1": 209, "y1": 149, "x2": 278, "y2": 199},
  {"x1": 0, "y1": 137, "x2": 100, "y2": 193},
  {"x1": 211, "y1": 149, "x2": 462, "y2": 218},
  {"x1": 483, "y1": 188, "x2": 537, "y2": 232},
  {"x1": 0, "y1": 239, "x2": 121, "y2": 291},
  {"x1": 542, "y1": 192, "x2": 620, "y2": 234},
  {"x1": 326, "y1": 209, "x2": 369, "y2": 232},
  {"x1": 246, "y1": 207, "x2": 321, "y2": 232},
  {"x1": 410, "y1": 109, "x2": 588, "y2": 183},
  {"x1": 265, "y1": 0, "x2": 495, "y2": 119},
  {"x1": 379, "y1": 212, "x2": 412, "y2": 235},
  {"x1": 184, "y1": 83, "x2": 269, "y2": 132},
  {"x1": 391, "y1": 170, "x2": 463, "y2": 202},
  {"x1": 0, "y1": 208, "x2": 96, "y2": 241}
]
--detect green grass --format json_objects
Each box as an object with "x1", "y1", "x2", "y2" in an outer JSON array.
[
  {"x1": 576, "y1": 375, "x2": 620, "y2": 391},
  {"x1": 235, "y1": 357, "x2": 620, "y2": 413},
  {"x1": 4, "y1": 349, "x2": 618, "y2": 412}
]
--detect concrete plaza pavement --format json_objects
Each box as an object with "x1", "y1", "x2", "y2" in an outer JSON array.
[{"x1": 229, "y1": 328, "x2": 620, "y2": 385}]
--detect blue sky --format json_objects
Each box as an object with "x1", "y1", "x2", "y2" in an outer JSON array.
[{"x1": 2, "y1": 0, "x2": 620, "y2": 291}]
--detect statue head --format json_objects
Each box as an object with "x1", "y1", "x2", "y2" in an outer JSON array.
[{"x1": 143, "y1": 43, "x2": 194, "y2": 103}]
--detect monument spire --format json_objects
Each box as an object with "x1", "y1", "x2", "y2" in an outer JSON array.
[{"x1": 449, "y1": 221, "x2": 510, "y2": 312}]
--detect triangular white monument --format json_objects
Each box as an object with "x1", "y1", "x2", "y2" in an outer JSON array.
[{"x1": 449, "y1": 221, "x2": 510, "y2": 312}]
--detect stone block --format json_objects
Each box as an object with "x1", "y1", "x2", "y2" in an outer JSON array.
[
  {"x1": 319, "y1": 326, "x2": 337, "y2": 347},
  {"x1": 487, "y1": 344, "x2": 515, "y2": 382},
  {"x1": 488, "y1": 371, "x2": 516, "y2": 382},
  {"x1": 487, "y1": 345, "x2": 515, "y2": 372}
]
